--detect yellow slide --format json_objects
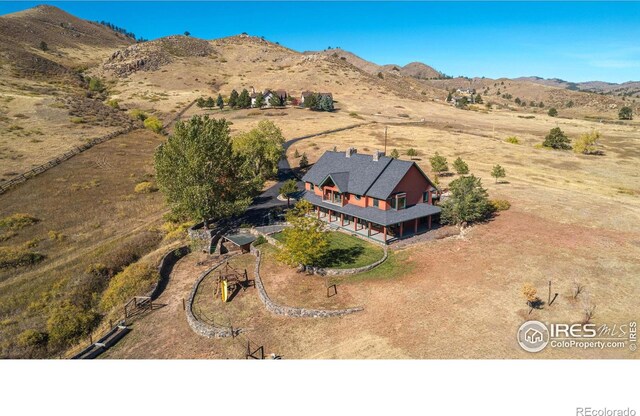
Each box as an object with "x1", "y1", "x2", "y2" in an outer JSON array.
[{"x1": 221, "y1": 280, "x2": 228, "y2": 302}]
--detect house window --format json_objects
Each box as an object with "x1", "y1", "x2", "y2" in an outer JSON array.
[
  {"x1": 397, "y1": 194, "x2": 406, "y2": 210},
  {"x1": 333, "y1": 192, "x2": 342, "y2": 204},
  {"x1": 423, "y1": 191, "x2": 429, "y2": 203},
  {"x1": 389, "y1": 197, "x2": 397, "y2": 210},
  {"x1": 372, "y1": 198, "x2": 379, "y2": 208},
  {"x1": 310, "y1": 183, "x2": 315, "y2": 191},
  {"x1": 354, "y1": 195, "x2": 361, "y2": 200}
]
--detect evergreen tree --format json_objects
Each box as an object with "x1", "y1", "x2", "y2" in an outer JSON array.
[
  {"x1": 216, "y1": 94, "x2": 224, "y2": 110},
  {"x1": 319, "y1": 94, "x2": 334, "y2": 111},
  {"x1": 254, "y1": 92, "x2": 265, "y2": 108},
  {"x1": 548, "y1": 107, "x2": 558, "y2": 117},
  {"x1": 39, "y1": 41, "x2": 48, "y2": 51},
  {"x1": 238, "y1": 89, "x2": 251, "y2": 108},
  {"x1": 491, "y1": 164, "x2": 506, "y2": 183},
  {"x1": 453, "y1": 157, "x2": 469, "y2": 175},
  {"x1": 196, "y1": 97, "x2": 205, "y2": 108},
  {"x1": 299, "y1": 153, "x2": 309, "y2": 168},
  {"x1": 204, "y1": 96, "x2": 215, "y2": 109},
  {"x1": 543, "y1": 127, "x2": 571, "y2": 150},
  {"x1": 446, "y1": 92, "x2": 453, "y2": 102},
  {"x1": 429, "y1": 152, "x2": 449, "y2": 175},
  {"x1": 474, "y1": 94, "x2": 483, "y2": 104},
  {"x1": 390, "y1": 149, "x2": 400, "y2": 159},
  {"x1": 304, "y1": 93, "x2": 319, "y2": 110},
  {"x1": 440, "y1": 175, "x2": 493, "y2": 225},
  {"x1": 619, "y1": 106, "x2": 633, "y2": 120},
  {"x1": 228, "y1": 89, "x2": 239, "y2": 108}
]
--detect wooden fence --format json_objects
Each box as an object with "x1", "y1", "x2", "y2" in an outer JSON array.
[{"x1": 0, "y1": 126, "x2": 135, "y2": 195}]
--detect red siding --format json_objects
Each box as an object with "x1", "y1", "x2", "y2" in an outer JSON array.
[{"x1": 391, "y1": 165, "x2": 430, "y2": 205}]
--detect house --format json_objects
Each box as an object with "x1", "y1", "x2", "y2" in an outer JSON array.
[
  {"x1": 456, "y1": 88, "x2": 475, "y2": 95},
  {"x1": 301, "y1": 148, "x2": 441, "y2": 244},
  {"x1": 300, "y1": 91, "x2": 333, "y2": 105},
  {"x1": 250, "y1": 87, "x2": 287, "y2": 107}
]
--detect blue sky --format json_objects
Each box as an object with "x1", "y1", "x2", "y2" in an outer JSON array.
[{"x1": 2, "y1": 1, "x2": 639, "y2": 83}]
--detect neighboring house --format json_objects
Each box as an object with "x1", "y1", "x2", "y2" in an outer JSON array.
[
  {"x1": 300, "y1": 91, "x2": 333, "y2": 104},
  {"x1": 250, "y1": 87, "x2": 287, "y2": 107},
  {"x1": 456, "y1": 88, "x2": 475, "y2": 95},
  {"x1": 301, "y1": 148, "x2": 441, "y2": 244}
]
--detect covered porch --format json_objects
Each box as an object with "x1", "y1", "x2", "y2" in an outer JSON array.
[{"x1": 315, "y1": 205, "x2": 435, "y2": 245}]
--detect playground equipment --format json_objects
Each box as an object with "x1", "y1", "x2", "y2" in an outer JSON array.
[{"x1": 213, "y1": 262, "x2": 251, "y2": 302}]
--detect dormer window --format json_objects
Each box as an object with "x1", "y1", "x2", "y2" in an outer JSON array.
[
  {"x1": 389, "y1": 193, "x2": 406, "y2": 210},
  {"x1": 310, "y1": 183, "x2": 315, "y2": 191}
]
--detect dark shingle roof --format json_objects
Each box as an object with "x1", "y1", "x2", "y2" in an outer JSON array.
[
  {"x1": 304, "y1": 192, "x2": 440, "y2": 226},
  {"x1": 366, "y1": 159, "x2": 413, "y2": 199},
  {"x1": 302, "y1": 151, "x2": 393, "y2": 196},
  {"x1": 302, "y1": 150, "x2": 433, "y2": 200}
]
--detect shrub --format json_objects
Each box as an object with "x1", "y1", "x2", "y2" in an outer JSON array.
[
  {"x1": 505, "y1": 136, "x2": 520, "y2": 144},
  {"x1": 389, "y1": 149, "x2": 400, "y2": 159},
  {"x1": 17, "y1": 329, "x2": 48, "y2": 349},
  {"x1": 48, "y1": 230, "x2": 65, "y2": 241},
  {"x1": 161, "y1": 220, "x2": 194, "y2": 241},
  {"x1": 522, "y1": 283, "x2": 538, "y2": 305},
  {"x1": 253, "y1": 235, "x2": 267, "y2": 246},
  {"x1": 429, "y1": 152, "x2": 449, "y2": 175},
  {"x1": 134, "y1": 181, "x2": 158, "y2": 193},
  {"x1": 129, "y1": 108, "x2": 148, "y2": 121},
  {"x1": 406, "y1": 148, "x2": 418, "y2": 157},
  {"x1": 106, "y1": 99, "x2": 119, "y2": 109},
  {"x1": 144, "y1": 116, "x2": 163, "y2": 133},
  {"x1": 70, "y1": 117, "x2": 84, "y2": 124},
  {"x1": 491, "y1": 164, "x2": 506, "y2": 183},
  {"x1": 548, "y1": 107, "x2": 558, "y2": 117},
  {"x1": 0, "y1": 231, "x2": 17, "y2": 242},
  {"x1": 88, "y1": 77, "x2": 104, "y2": 92},
  {"x1": 100, "y1": 262, "x2": 159, "y2": 312},
  {"x1": 46, "y1": 300, "x2": 100, "y2": 347},
  {"x1": 0, "y1": 245, "x2": 45, "y2": 269},
  {"x1": 100, "y1": 231, "x2": 162, "y2": 277},
  {"x1": 0, "y1": 213, "x2": 39, "y2": 230},
  {"x1": 490, "y1": 199, "x2": 511, "y2": 211},
  {"x1": 573, "y1": 130, "x2": 601, "y2": 155}
]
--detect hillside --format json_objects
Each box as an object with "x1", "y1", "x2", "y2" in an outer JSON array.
[{"x1": 515, "y1": 76, "x2": 640, "y2": 98}]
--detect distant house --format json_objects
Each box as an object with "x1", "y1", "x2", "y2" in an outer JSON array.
[
  {"x1": 250, "y1": 87, "x2": 288, "y2": 107},
  {"x1": 456, "y1": 88, "x2": 475, "y2": 95},
  {"x1": 302, "y1": 148, "x2": 440, "y2": 244}
]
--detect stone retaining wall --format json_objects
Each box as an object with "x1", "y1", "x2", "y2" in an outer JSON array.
[
  {"x1": 147, "y1": 245, "x2": 190, "y2": 300},
  {"x1": 251, "y1": 246, "x2": 363, "y2": 318},
  {"x1": 185, "y1": 258, "x2": 237, "y2": 338}
]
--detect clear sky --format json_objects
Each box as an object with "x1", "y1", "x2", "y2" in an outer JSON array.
[{"x1": 2, "y1": 1, "x2": 639, "y2": 83}]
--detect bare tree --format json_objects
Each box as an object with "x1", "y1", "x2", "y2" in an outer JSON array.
[
  {"x1": 582, "y1": 294, "x2": 596, "y2": 324},
  {"x1": 572, "y1": 278, "x2": 585, "y2": 300}
]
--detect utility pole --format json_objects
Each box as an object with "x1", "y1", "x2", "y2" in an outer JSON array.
[{"x1": 384, "y1": 126, "x2": 388, "y2": 154}]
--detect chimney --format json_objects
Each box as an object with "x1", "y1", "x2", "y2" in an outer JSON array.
[
  {"x1": 345, "y1": 147, "x2": 357, "y2": 158},
  {"x1": 373, "y1": 150, "x2": 385, "y2": 161}
]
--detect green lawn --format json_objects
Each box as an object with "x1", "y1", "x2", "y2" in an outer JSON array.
[{"x1": 271, "y1": 230, "x2": 385, "y2": 269}]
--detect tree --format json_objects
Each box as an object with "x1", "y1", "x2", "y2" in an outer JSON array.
[
  {"x1": 453, "y1": 157, "x2": 469, "y2": 175},
  {"x1": 319, "y1": 94, "x2": 334, "y2": 111},
  {"x1": 548, "y1": 107, "x2": 558, "y2": 117},
  {"x1": 406, "y1": 148, "x2": 418, "y2": 157},
  {"x1": 293, "y1": 148, "x2": 300, "y2": 158},
  {"x1": 299, "y1": 153, "x2": 309, "y2": 168},
  {"x1": 389, "y1": 149, "x2": 400, "y2": 159},
  {"x1": 254, "y1": 92, "x2": 265, "y2": 108},
  {"x1": 446, "y1": 92, "x2": 452, "y2": 102},
  {"x1": 619, "y1": 106, "x2": 633, "y2": 120},
  {"x1": 440, "y1": 175, "x2": 493, "y2": 225},
  {"x1": 573, "y1": 130, "x2": 601, "y2": 155},
  {"x1": 474, "y1": 93, "x2": 483, "y2": 104},
  {"x1": 429, "y1": 152, "x2": 449, "y2": 175},
  {"x1": 538, "y1": 101, "x2": 545, "y2": 108},
  {"x1": 228, "y1": 89, "x2": 239, "y2": 108},
  {"x1": 238, "y1": 89, "x2": 251, "y2": 108},
  {"x1": 216, "y1": 94, "x2": 224, "y2": 110},
  {"x1": 522, "y1": 283, "x2": 538, "y2": 306},
  {"x1": 204, "y1": 96, "x2": 215, "y2": 109},
  {"x1": 303, "y1": 93, "x2": 319, "y2": 110},
  {"x1": 196, "y1": 97, "x2": 206, "y2": 108},
  {"x1": 491, "y1": 164, "x2": 506, "y2": 183},
  {"x1": 39, "y1": 41, "x2": 48, "y2": 51},
  {"x1": 270, "y1": 93, "x2": 283, "y2": 107},
  {"x1": 154, "y1": 116, "x2": 259, "y2": 225},
  {"x1": 514, "y1": 97, "x2": 521, "y2": 105},
  {"x1": 277, "y1": 200, "x2": 329, "y2": 268},
  {"x1": 543, "y1": 127, "x2": 571, "y2": 150},
  {"x1": 184, "y1": 31, "x2": 190, "y2": 36},
  {"x1": 232, "y1": 120, "x2": 285, "y2": 180},
  {"x1": 279, "y1": 179, "x2": 298, "y2": 207}
]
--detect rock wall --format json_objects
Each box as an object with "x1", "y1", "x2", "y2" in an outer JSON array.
[
  {"x1": 251, "y1": 247, "x2": 364, "y2": 318},
  {"x1": 185, "y1": 259, "x2": 237, "y2": 338}
]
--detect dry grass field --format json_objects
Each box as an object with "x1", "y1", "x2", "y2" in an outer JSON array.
[{"x1": 0, "y1": 129, "x2": 174, "y2": 357}]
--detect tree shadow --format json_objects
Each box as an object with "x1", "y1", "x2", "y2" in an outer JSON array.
[
  {"x1": 528, "y1": 297, "x2": 546, "y2": 314},
  {"x1": 319, "y1": 246, "x2": 364, "y2": 268}
]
